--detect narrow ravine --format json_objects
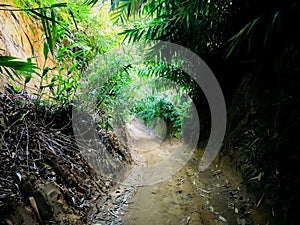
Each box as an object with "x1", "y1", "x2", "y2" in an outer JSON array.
[{"x1": 91, "y1": 118, "x2": 257, "y2": 225}]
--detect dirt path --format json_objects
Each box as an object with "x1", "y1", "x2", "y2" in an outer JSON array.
[{"x1": 92, "y1": 118, "x2": 255, "y2": 225}]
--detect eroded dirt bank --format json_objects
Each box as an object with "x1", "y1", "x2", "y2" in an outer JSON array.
[
  {"x1": 0, "y1": 93, "x2": 132, "y2": 225},
  {"x1": 0, "y1": 0, "x2": 55, "y2": 92},
  {"x1": 216, "y1": 73, "x2": 299, "y2": 225}
]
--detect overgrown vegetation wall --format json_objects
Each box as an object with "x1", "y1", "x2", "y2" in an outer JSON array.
[{"x1": 218, "y1": 70, "x2": 300, "y2": 224}]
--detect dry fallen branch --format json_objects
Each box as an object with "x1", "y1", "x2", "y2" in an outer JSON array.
[{"x1": 0, "y1": 93, "x2": 132, "y2": 224}]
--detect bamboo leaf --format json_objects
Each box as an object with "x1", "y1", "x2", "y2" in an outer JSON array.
[
  {"x1": 246, "y1": 17, "x2": 260, "y2": 36},
  {"x1": 50, "y1": 9, "x2": 57, "y2": 53},
  {"x1": 28, "y1": 8, "x2": 66, "y2": 29},
  {"x1": 272, "y1": 10, "x2": 280, "y2": 30},
  {"x1": 4, "y1": 67, "x2": 19, "y2": 80},
  {"x1": 43, "y1": 40, "x2": 49, "y2": 60},
  {"x1": 24, "y1": 31, "x2": 35, "y2": 56},
  {"x1": 67, "y1": 63, "x2": 79, "y2": 75},
  {"x1": 42, "y1": 67, "x2": 51, "y2": 77},
  {"x1": 67, "y1": 5, "x2": 78, "y2": 30},
  {"x1": 50, "y1": 3, "x2": 68, "y2": 8},
  {"x1": 0, "y1": 56, "x2": 38, "y2": 73},
  {"x1": 24, "y1": 73, "x2": 32, "y2": 84}
]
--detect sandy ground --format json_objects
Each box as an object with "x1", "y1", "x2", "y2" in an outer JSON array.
[{"x1": 92, "y1": 118, "x2": 256, "y2": 225}]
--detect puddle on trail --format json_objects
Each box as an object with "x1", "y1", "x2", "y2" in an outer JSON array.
[{"x1": 92, "y1": 118, "x2": 254, "y2": 225}]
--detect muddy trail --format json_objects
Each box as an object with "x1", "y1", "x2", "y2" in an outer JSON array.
[{"x1": 91, "y1": 118, "x2": 257, "y2": 225}]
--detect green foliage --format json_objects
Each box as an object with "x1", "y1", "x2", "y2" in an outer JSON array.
[
  {"x1": 113, "y1": 0, "x2": 231, "y2": 52},
  {"x1": 133, "y1": 95, "x2": 174, "y2": 125},
  {"x1": 126, "y1": 69, "x2": 192, "y2": 139},
  {"x1": 0, "y1": 56, "x2": 38, "y2": 80},
  {"x1": 1, "y1": 1, "x2": 123, "y2": 107},
  {"x1": 132, "y1": 94, "x2": 188, "y2": 138},
  {"x1": 76, "y1": 48, "x2": 133, "y2": 129},
  {"x1": 0, "y1": 56, "x2": 38, "y2": 91},
  {"x1": 1, "y1": 1, "x2": 83, "y2": 101},
  {"x1": 108, "y1": 0, "x2": 232, "y2": 100},
  {"x1": 6, "y1": 1, "x2": 76, "y2": 55},
  {"x1": 137, "y1": 61, "x2": 197, "y2": 97},
  {"x1": 0, "y1": 0, "x2": 297, "y2": 222},
  {"x1": 226, "y1": 1, "x2": 299, "y2": 74}
]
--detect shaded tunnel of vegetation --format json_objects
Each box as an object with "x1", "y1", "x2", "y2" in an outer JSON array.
[{"x1": 0, "y1": 0, "x2": 299, "y2": 224}]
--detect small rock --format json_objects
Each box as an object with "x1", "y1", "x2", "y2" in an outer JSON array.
[
  {"x1": 237, "y1": 217, "x2": 246, "y2": 225},
  {"x1": 218, "y1": 215, "x2": 227, "y2": 222},
  {"x1": 234, "y1": 207, "x2": 239, "y2": 214},
  {"x1": 186, "y1": 216, "x2": 191, "y2": 224}
]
